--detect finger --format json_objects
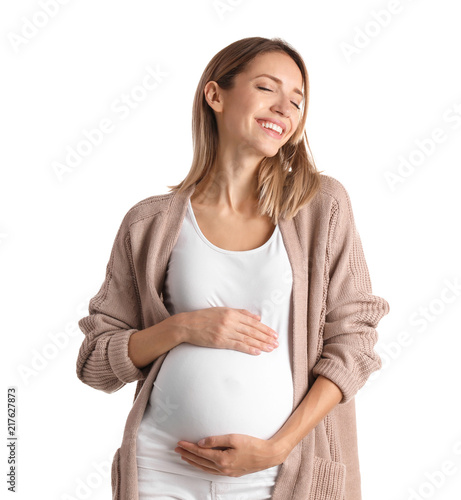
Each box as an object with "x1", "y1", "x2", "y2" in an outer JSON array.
[
  {"x1": 181, "y1": 456, "x2": 222, "y2": 474},
  {"x1": 240, "y1": 315, "x2": 278, "y2": 340},
  {"x1": 232, "y1": 336, "x2": 277, "y2": 356},
  {"x1": 237, "y1": 324, "x2": 279, "y2": 351},
  {"x1": 176, "y1": 443, "x2": 222, "y2": 463},
  {"x1": 239, "y1": 309, "x2": 261, "y2": 320},
  {"x1": 177, "y1": 449, "x2": 222, "y2": 472}
]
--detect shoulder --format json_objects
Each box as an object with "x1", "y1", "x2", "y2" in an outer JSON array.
[
  {"x1": 295, "y1": 174, "x2": 353, "y2": 218},
  {"x1": 318, "y1": 174, "x2": 356, "y2": 221},
  {"x1": 318, "y1": 174, "x2": 352, "y2": 208},
  {"x1": 118, "y1": 191, "x2": 176, "y2": 231},
  {"x1": 295, "y1": 174, "x2": 356, "y2": 233}
]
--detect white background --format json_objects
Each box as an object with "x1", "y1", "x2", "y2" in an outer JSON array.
[{"x1": 2, "y1": 1, "x2": 460, "y2": 499}]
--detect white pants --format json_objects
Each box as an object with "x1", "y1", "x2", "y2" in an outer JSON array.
[{"x1": 137, "y1": 466, "x2": 278, "y2": 499}]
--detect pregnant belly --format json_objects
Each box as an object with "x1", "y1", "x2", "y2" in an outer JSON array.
[{"x1": 147, "y1": 342, "x2": 294, "y2": 443}]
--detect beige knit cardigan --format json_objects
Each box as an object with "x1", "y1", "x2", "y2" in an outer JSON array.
[{"x1": 76, "y1": 174, "x2": 390, "y2": 500}]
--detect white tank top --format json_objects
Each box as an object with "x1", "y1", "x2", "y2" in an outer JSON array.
[{"x1": 136, "y1": 198, "x2": 294, "y2": 483}]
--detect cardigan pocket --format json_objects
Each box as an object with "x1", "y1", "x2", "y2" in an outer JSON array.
[
  {"x1": 324, "y1": 413, "x2": 341, "y2": 462},
  {"x1": 309, "y1": 456, "x2": 346, "y2": 500},
  {"x1": 111, "y1": 447, "x2": 121, "y2": 500}
]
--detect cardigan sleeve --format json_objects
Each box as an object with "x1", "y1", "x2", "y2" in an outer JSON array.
[
  {"x1": 312, "y1": 181, "x2": 390, "y2": 404},
  {"x1": 76, "y1": 212, "x2": 149, "y2": 394}
]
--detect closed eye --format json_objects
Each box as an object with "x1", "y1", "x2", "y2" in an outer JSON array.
[{"x1": 257, "y1": 86, "x2": 301, "y2": 110}]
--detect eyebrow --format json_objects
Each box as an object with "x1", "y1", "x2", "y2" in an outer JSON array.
[{"x1": 252, "y1": 73, "x2": 304, "y2": 98}]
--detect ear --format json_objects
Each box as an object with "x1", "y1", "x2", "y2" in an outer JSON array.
[{"x1": 204, "y1": 81, "x2": 224, "y2": 113}]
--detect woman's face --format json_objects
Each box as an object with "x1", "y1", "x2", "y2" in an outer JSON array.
[{"x1": 206, "y1": 51, "x2": 304, "y2": 159}]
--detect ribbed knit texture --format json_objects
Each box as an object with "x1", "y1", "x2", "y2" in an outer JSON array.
[
  {"x1": 76, "y1": 175, "x2": 390, "y2": 499},
  {"x1": 310, "y1": 457, "x2": 346, "y2": 499}
]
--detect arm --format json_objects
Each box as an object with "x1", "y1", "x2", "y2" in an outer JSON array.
[
  {"x1": 269, "y1": 375, "x2": 342, "y2": 458},
  {"x1": 271, "y1": 180, "x2": 390, "y2": 458},
  {"x1": 76, "y1": 213, "x2": 151, "y2": 394},
  {"x1": 312, "y1": 180, "x2": 390, "y2": 404},
  {"x1": 128, "y1": 314, "x2": 186, "y2": 369}
]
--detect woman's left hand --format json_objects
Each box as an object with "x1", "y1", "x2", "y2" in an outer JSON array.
[{"x1": 174, "y1": 434, "x2": 288, "y2": 477}]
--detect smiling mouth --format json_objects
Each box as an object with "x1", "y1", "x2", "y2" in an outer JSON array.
[{"x1": 256, "y1": 120, "x2": 285, "y2": 139}]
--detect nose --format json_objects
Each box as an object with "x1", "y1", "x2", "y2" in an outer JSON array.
[{"x1": 271, "y1": 96, "x2": 292, "y2": 118}]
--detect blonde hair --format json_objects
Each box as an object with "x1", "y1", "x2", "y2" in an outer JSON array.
[{"x1": 167, "y1": 36, "x2": 323, "y2": 223}]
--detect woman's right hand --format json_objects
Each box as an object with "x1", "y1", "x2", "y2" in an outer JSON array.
[{"x1": 176, "y1": 307, "x2": 279, "y2": 355}]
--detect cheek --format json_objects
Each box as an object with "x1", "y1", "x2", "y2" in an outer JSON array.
[
  {"x1": 223, "y1": 109, "x2": 243, "y2": 132},
  {"x1": 291, "y1": 118, "x2": 301, "y2": 135}
]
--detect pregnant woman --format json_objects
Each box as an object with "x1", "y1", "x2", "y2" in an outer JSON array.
[{"x1": 77, "y1": 37, "x2": 390, "y2": 500}]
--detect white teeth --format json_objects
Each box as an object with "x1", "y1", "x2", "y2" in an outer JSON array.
[{"x1": 259, "y1": 121, "x2": 283, "y2": 135}]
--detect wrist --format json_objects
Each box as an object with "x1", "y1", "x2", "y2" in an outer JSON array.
[
  {"x1": 268, "y1": 436, "x2": 293, "y2": 464},
  {"x1": 168, "y1": 312, "x2": 188, "y2": 344}
]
